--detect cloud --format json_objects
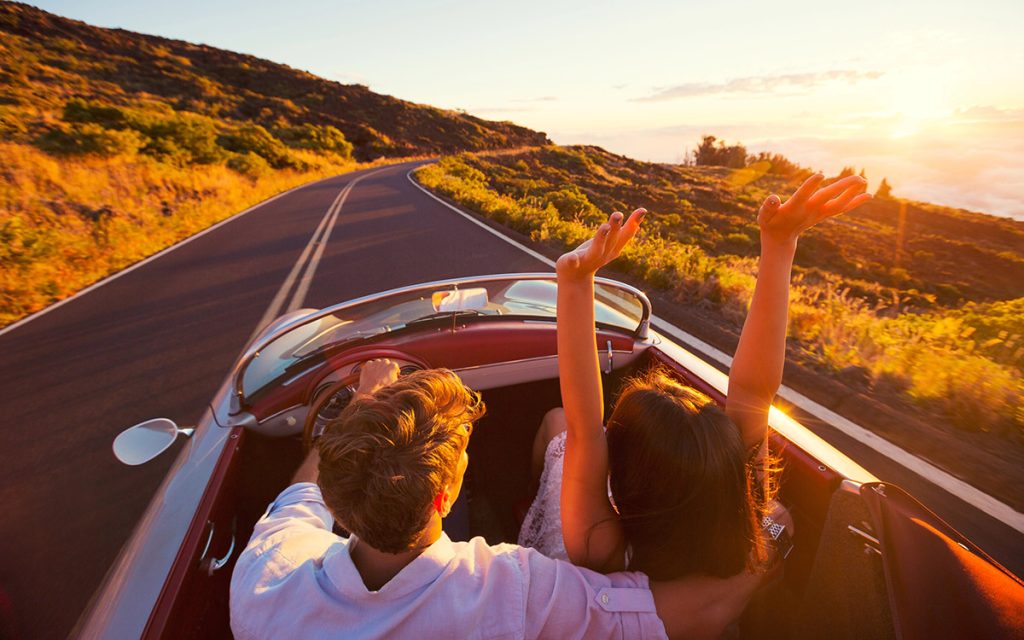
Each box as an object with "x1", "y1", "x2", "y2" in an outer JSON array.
[
  {"x1": 511, "y1": 96, "x2": 558, "y2": 103},
  {"x1": 953, "y1": 105, "x2": 1024, "y2": 125},
  {"x1": 634, "y1": 70, "x2": 884, "y2": 102}
]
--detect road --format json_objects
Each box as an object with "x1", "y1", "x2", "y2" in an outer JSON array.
[{"x1": 0, "y1": 160, "x2": 1020, "y2": 639}]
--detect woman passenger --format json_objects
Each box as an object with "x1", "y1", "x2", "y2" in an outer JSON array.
[{"x1": 518, "y1": 173, "x2": 871, "y2": 579}]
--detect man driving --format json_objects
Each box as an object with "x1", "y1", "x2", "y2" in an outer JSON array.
[{"x1": 230, "y1": 360, "x2": 777, "y2": 639}]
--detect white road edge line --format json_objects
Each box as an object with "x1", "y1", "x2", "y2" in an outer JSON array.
[
  {"x1": 405, "y1": 168, "x2": 1024, "y2": 535},
  {"x1": 0, "y1": 170, "x2": 360, "y2": 340}
]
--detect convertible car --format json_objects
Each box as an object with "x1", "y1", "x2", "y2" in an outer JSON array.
[{"x1": 76, "y1": 273, "x2": 1023, "y2": 639}]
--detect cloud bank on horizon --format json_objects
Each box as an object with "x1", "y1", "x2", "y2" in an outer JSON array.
[{"x1": 633, "y1": 70, "x2": 886, "y2": 102}]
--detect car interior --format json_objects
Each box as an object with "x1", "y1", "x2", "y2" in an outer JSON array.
[{"x1": 145, "y1": 339, "x2": 1023, "y2": 639}]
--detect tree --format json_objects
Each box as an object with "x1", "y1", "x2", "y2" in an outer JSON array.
[
  {"x1": 694, "y1": 135, "x2": 747, "y2": 169},
  {"x1": 876, "y1": 178, "x2": 893, "y2": 199},
  {"x1": 748, "y1": 151, "x2": 806, "y2": 177}
]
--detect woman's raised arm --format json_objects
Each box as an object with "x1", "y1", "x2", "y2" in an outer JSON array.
[
  {"x1": 726, "y1": 174, "x2": 871, "y2": 451},
  {"x1": 557, "y1": 208, "x2": 645, "y2": 572}
]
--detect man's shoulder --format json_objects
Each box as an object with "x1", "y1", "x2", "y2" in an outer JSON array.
[
  {"x1": 446, "y1": 535, "x2": 596, "y2": 582},
  {"x1": 452, "y1": 535, "x2": 551, "y2": 563},
  {"x1": 249, "y1": 526, "x2": 341, "y2": 567}
]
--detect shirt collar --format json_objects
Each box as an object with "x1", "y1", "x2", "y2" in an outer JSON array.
[{"x1": 322, "y1": 531, "x2": 457, "y2": 600}]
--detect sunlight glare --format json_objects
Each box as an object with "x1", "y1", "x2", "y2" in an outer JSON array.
[{"x1": 886, "y1": 71, "x2": 954, "y2": 139}]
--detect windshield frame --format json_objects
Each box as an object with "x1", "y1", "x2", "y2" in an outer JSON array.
[{"x1": 229, "y1": 273, "x2": 652, "y2": 411}]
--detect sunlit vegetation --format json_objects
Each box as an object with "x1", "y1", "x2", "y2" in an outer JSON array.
[
  {"x1": 416, "y1": 148, "x2": 1024, "y2": 441},
  {"x1": 0, "y1": 142, "x2": 361, "y2": 326},
  {"x1": 0, "y1": 2, "x2": 548, "y2": 327}
]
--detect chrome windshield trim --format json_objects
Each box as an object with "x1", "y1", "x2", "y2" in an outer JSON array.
[{"x1": 231, "y1": 273, "x2": 652, "y2": 410}]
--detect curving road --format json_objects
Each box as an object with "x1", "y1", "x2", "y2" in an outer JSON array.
[{"x1": 0, "y1": 161, "x2": 1019, "y2": 639}]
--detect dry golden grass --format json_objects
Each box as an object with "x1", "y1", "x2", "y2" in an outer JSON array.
[{"x1": 0, "y1": 142, "x2": 377, "y2": 326}]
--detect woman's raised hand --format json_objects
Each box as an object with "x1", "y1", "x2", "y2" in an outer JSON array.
[
  {"x1": 758, "y1": 174, "x2": 871, "y2": 248},
  {"x1": 556, "y1": 208, "x2": 646, "y2": 281}
]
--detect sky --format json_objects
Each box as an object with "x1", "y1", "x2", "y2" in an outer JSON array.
[{"x1": 32, "y1": 0, "x2": 1024, "y2": 220}]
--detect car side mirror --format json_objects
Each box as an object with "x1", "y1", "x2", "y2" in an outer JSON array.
[{"x1": 113, "y1": 418, "x2": 194, "y2": 466}]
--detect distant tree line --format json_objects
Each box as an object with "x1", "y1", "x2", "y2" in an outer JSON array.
[{"x1": 687, "y1": 134, "x2": 894, "y2": 197}]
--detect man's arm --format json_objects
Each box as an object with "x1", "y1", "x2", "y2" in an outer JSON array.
[
  {"x1": 651, "y1": 569, "x2": 773, "y2": 640},
  {"x1": 292, "y1": 448, "x2": 320, "y2": 484},
  {"x1": 518, "y1": 542, "x2": 780, "y2": 640}
]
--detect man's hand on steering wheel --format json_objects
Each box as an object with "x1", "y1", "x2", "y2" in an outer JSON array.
[{"x1": 355, "y1": 358, "x2": 400, "y2": 399}]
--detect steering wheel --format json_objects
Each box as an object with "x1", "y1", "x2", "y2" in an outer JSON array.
[
  {"x1": 302, "y1": 374, "x2": 360, "y2": 451},
  {"x1": 301, "y1": 361, "x2": 425, "y2": 451}
]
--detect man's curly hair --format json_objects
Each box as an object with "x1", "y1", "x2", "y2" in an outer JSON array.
[{"x1": 316, "y1": 368, "x2": 485, "y2": 553}]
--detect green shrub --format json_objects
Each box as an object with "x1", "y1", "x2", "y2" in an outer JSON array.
[
  {"x1": 718, "y1": 231, "x2": 756, "y2": 254},
  {"x1": 227, "y1": 152, "x2": 271, "y2": 178},
  {"x1": 279, "y1": 124, "x2": 353, "y2": 159},
  {"x1": 217, "y1": 124, "x2": 305, "y2": 169},
  {"x1": 139, "y1": 114, "x2": 224, "y2": 164},
  {"x1": 37, "y1": 122, "x2": 143, "y2": 156},
  {"x1": 543, "y1": 184, "x2": 601, "y2": 223},
  {"x1": 63, "y1": 98, "x2": 128, "y2": 128},
  {"x1": 439, "y1": 156, "x2": 487, "y2": 183}
]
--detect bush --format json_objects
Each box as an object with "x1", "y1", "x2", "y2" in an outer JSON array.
[
  {"x1": 63, "y1": 98, "x2": 128, "y2": 128},
  {"x1": 57, "y1": 99, "x2": 226, "y2": 164},
  {"x1": 438, "y1": 156, "x2": 487, "y2": 183},
  {"x1": 217, "y1": 124, "x2": 305, "y2": 169},
  {"x1": 141, "y1": 115, "x2": 224, "y2": 164},
  {"x1": 279, "y1": 124, "x2": 353, "y2": 159},
  {"x1": 37, "y1": 122, "x2": 143, "y2": 157},
  {"x1": 718, "y1": 231, "x2": 756, "y2": 254},
  {"x1": 227, "y1": 152, "x2": 271, "y2": 178},
  {"x1": 544, "y1": 184, "x2": 600, "y2": 222}
]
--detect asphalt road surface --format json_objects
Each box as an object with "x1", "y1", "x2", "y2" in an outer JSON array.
[{"x1": 0, "y1": 161, "x2": 1020, "y2": 639}]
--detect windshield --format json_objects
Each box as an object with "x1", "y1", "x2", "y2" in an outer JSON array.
[{"x1": 239, "y1": 275, "x2": 648, "y2": 401}]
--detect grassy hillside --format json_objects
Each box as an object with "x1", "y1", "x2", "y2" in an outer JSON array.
[
  {"x1": 0, "y1": 2, "x2": 549, "y2": 326},
  {"x1": 415, "y1": 147, "x2": 1024, "y2": 445},
  {"x1": 0, "y1": 3, "x2": 548, "y2": 159}
]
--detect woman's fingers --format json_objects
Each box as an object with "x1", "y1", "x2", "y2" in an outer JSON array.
[
  {"x1": 807, "y1": 175, "x2": 866, "y2": 210},
  {"x1": 590, "y1": 222, "x2": 612, "y2": 260},
  {"x1": 611, "y1": 208, "x2": 645, "y2": 255},
  {"x1": 822, "y1": 181, "x2": 868, "y2": 216},
  {"x1": 758, "y1": 194, "x2": 781, "y2": 225},
  {"x1": 786, "y1": 173, "x2": 825, "y2": 208},
  {"x1": 603, "y1": 212, "x2": 624, "y2": 259},
  {"x1": 840, "y1": 192, "x2": 873, "y2": 213}
]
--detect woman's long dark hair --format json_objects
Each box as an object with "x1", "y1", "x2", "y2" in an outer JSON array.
[{"x1": 605, "y1": 368, "x2": 777, "y2": 580}]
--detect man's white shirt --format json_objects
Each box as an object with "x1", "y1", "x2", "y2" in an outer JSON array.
[{"x1": 229, "y1": 483, "x2": 668, "y2": 639}]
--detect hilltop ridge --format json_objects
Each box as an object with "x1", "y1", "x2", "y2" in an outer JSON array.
[{"x1": 0, "y1": 2, "x2": 549, "y2": 158}]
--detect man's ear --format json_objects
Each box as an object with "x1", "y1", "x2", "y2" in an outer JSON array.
[{"x1": 437, "y1": 485, "x2": 454, "y2": 518}]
